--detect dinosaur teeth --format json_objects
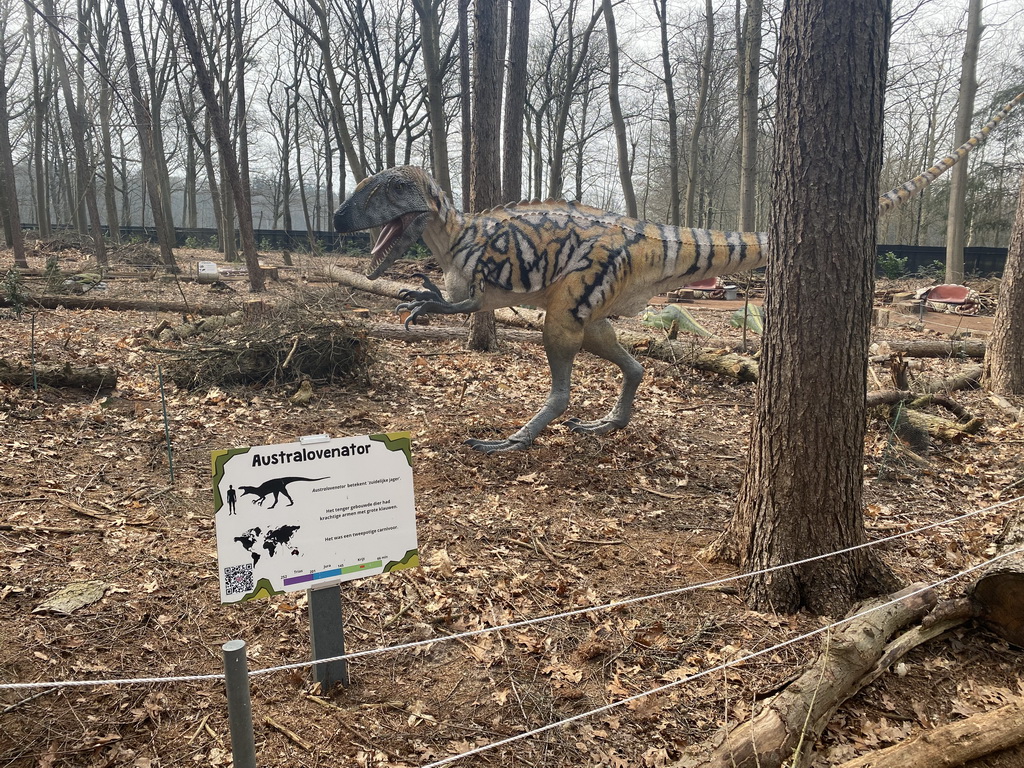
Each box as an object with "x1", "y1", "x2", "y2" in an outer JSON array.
[{"x1": 372, "y1": 219, "x2": 403, "y2": 257}]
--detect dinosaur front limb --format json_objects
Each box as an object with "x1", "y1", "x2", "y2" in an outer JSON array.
[
  {"x1": 395, "y1": 274, "x2": 483, "y2": 328},
  {"x1": 465, "y1": 321, "x2": 583, "y2": 453},
  {"x1": 563, "y1": 318, "x2": 644, "y2": 435}
]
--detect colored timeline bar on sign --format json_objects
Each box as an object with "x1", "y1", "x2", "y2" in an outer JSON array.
[{"x1": 284, "y1": 560, "x2": 383, "y2": 586}]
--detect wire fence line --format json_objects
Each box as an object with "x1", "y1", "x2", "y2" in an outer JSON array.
[
  {"x1": 418, "y1": 545, "x2": 1024, "y2": 768},
  {"x1": 1, "y1": 493, "x2": 1020, "y2": 693}
]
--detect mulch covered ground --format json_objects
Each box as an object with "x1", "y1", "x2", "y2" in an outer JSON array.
[{"x1": 0, "y1": 243, "x2": 1022, "y2": 768}]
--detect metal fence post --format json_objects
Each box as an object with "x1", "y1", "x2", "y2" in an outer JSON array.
[{"x1": 222, "y1": 640, "x2": 257, "y2": 768}]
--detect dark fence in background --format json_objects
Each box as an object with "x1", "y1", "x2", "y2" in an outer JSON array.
[
  {"x1": 877, "y1": 244, "x2": 1007, "y2": 277},
  {"x1": 22, "y1": 224, "x2": 369, "y2": 254},
  {"x1": 21, "y1": 224, "x2": 1009, "y2": 277}
]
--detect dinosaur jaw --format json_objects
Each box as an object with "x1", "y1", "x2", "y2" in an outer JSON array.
[{"x1": 367, "y1": 211, "x2": 430, "y2": 279}]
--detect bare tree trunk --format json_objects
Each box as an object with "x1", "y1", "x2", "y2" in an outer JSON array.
[
  {"x1": 706, "y1": 0, "x2": 895, "y2": 613},
  {"x1": 983, "y1": 170, "x2": 1024, "y2": 393},
  {"x1": 546, "y1": 2, "x2": 604, "y2": 201},
  {"x1": 0, "y1": 26, "x2": 26, "y2": 269},
  {"x1": 655, "y1": 0, "x2": 679, "y2": 225},
  {"x1": 944, "y1": 0, "x2": 982, "y2": 284},
  {"x1": 736, "y1": 0, "x2": 762, "y2": 231},
  {"x1": 458, "y1": 0, "x2": 472, "y2": 205},
  {"x1": 43, "y1": 0, "x2": 106, "y2": 266},
  {"x1": 684, "y1": 0, "x2": 714, "y2": 226},
  {"x1": 413, "y1": 0, "x2": 453, "y2": 196},
  {"x1": 602, "y1": 0, "x2": 636, "y2": 217},
  {"x1": 170, "y1": 0, "x2": 263, "y2": 291},
  {"x1": 26, "y1": 11, "x2": 51, "y2": 237},
  {"x1": 502, "y1": 0, "x2": 530, "y2": 203},
  {"x1": 114, "y1": 0, "x2": 178, "y2": 272},
  {"x1": 93, "y1": 3, "x2": 120, "y2": 245},
  {"x1": 467, "y1": 0, "x2": 508, "y2": 352}
]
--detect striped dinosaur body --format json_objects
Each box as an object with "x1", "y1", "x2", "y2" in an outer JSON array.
[{"x1": 334, "y1": 93, "x2": 1023, "y2": 453}]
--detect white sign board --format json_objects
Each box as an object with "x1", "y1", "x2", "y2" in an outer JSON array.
[
  {"x1": 212, "y1": 433, "x2": 417, "y2": 604},
  {"x1": 197, "y1": 260, "x2": 219, "y2": 284}
]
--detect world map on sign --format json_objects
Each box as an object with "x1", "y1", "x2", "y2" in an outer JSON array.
[{"x1": 233, "y1": 525, "x2": 301, "y2": 566}]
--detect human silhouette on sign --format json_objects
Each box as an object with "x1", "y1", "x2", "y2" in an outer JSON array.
[{"x1": 227, "y1": 485, "x2": 237, "y2": 515}]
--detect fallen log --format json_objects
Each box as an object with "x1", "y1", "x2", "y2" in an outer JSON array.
[
  {"x1": 921, "y1": 365, "x2": 983, "y2": 393},
  {"x1": 834, "y1": 697, "x2": 1024, "y2": 768},
  {"x1": 872, "y1": 339, "x2": 986, "y2": 360},
  {"x1": 685, "y1": 584, "x2": 938, "y2": 768},
  {"x1": 319, "y1": 264, "x2": 411, "y2": 299},
  {"x1": 0, "y1": 293, "x2": 233, "y2": 316},
  {"x1": 0, "y1": 358, "x2": 117, "y2": 390},
  {"x1": 618, "y1": 331, "x2": 761, "y2": 381}
]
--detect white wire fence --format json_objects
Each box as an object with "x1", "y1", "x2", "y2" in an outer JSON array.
[{"x1": 1, "y1": 493, "x2": 1021, "y2": 767}]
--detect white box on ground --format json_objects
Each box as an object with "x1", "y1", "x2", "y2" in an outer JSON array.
[
  {"x1": 212, "y1": 432, "x2": 417, "y2": 604},
  {"x1": 197, "y1": 261, "x2": 219, "y2": 284}
]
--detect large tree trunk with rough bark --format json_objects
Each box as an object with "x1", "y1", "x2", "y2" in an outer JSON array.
[
  {"x1": 983, "y1": 170, "x2": 1024, "y2": 393},
  {"x1": 705, "y1": 0, "x2": 895, "y2": 613}
]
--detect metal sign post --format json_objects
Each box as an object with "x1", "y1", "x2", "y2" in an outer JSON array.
[{"x1": 308, "y1": 583, "x2": 350, "y2": 688}]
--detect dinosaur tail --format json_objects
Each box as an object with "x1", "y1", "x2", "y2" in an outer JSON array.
[{"x1": 877, "y1": 91, "x2": 1024, "y2": 214}]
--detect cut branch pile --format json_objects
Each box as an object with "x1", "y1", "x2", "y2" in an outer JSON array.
[{"x1": 158, "y1": 312, "x2": 369, "y2": 389}]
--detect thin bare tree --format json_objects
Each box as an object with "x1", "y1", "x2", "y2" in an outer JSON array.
[
  {"x1": 945, "y1": 0, "x2": 982, "y2": 283},
  {"x1": 170, "y1": 0, "x2": 263, "y2": 291},
  {"x1": 602, "y1": 0, "x2": 636, "y2": 217}
]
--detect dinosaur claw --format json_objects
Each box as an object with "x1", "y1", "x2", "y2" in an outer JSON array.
[
  {"x1": 564, "y1": 417, "x2": 620, "y2": 435},
  {"x1": 464, "y1": 437, "x2": 531, "y2": 453}
]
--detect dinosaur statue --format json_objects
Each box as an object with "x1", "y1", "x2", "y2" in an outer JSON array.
[{"x1": 334, "y1": 93, "x2": 1023, "y2": 453}]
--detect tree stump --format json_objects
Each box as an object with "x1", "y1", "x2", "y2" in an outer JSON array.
[{"x1": 969, "y1": 508, "x2": 1024, "y2": 646}]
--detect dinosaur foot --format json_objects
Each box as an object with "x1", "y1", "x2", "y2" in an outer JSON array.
[
  {"x1": 464, "y1": 437, "x2": 532, "y2": 453},
  {"x1": 564, "y1": 417, "x2": 623, "y2": 435}
]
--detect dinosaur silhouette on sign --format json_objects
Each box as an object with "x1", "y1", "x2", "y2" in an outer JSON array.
[{"x1": 238, "y1": 477, "x2": 328, "y2": 509}]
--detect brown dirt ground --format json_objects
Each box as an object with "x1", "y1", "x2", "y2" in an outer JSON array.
[{"x1": 1, "y1": 243, "x2": 1022, "y2": 768}]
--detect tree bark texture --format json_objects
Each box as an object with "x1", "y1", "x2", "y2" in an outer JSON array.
[
  {"x1": 43, "y1": 0, "x2": 107, "y2": 267},
  {"x1": 114, "y1": 0, "x2": 178, "y2": 273},
  {"x1": 467, "y1": 0, "x2": 507, "y2": 352},
  {"x1": 656, "y1": 0, "x2": 680, "y2": 225},
  {"x1": 716, "y1": 0, "x2": 894, "y2": 613},
  {"x1": 684, "y1": 0, "x2": 714, "y2": 226},
  {"x1": 413, "y1": 0, "x2": 453, "y2": 197},
  {"x1": 983, "y1": 170, "x2": 1024, "y2": 393}
]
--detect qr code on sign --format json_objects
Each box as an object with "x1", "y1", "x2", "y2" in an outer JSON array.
[{"x1": 224, "y1": 563, "x2": 254, "y2": 595}]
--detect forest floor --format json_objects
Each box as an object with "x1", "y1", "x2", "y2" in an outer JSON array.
[{"x1": 0, "y1": 242, "x2": 1022, "y2": 768}]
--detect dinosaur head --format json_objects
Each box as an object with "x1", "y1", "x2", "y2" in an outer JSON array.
[{"x1": 334, "y1": 166, "x2": 443, "y2": 279}]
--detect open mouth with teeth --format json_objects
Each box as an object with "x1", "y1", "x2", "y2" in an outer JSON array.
[{"x1": 367, "y1": 211, "x2": 430, "y2": 279}]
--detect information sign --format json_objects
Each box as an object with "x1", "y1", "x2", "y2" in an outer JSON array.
[{"x1": 212, "y1": 433, "x2": 417, "y2": 604}]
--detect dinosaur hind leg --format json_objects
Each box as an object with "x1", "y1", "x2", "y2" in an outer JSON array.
[
  {"x1": 564, "y1": 318, "x2": 644, "y2": 435},
  {"x1": 466, "y1": 315, "x2": 584, "y2": 453}
]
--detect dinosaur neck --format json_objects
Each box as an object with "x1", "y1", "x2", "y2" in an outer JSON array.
[{"x1": 421, "y1": 195, "x2": 466, "y2": 264}]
